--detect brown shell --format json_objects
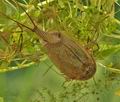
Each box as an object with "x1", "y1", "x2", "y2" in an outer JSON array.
[{"x1": 44, "y1": 33, "x2": 96, "y2": 80}]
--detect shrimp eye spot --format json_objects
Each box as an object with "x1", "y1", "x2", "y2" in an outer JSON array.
[{"x1": 57, "y1": 33, "x2": 61, "y2": 38}]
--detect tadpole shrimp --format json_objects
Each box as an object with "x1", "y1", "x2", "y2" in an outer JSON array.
[{"x1": 0, "y1": 4, "x2": 96, "y2": 80}]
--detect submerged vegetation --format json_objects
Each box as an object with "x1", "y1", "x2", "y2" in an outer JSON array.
[{"x1": 0, "y1": 0, "x2": 120, "y2": 102}]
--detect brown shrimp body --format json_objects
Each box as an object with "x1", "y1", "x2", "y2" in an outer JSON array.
[
  {"x1": 0, "y1": 6, "x2": 96, "y2": 80},
  {"x1": 43, "y1": 32, "x2": 96, "y2": 80}
]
